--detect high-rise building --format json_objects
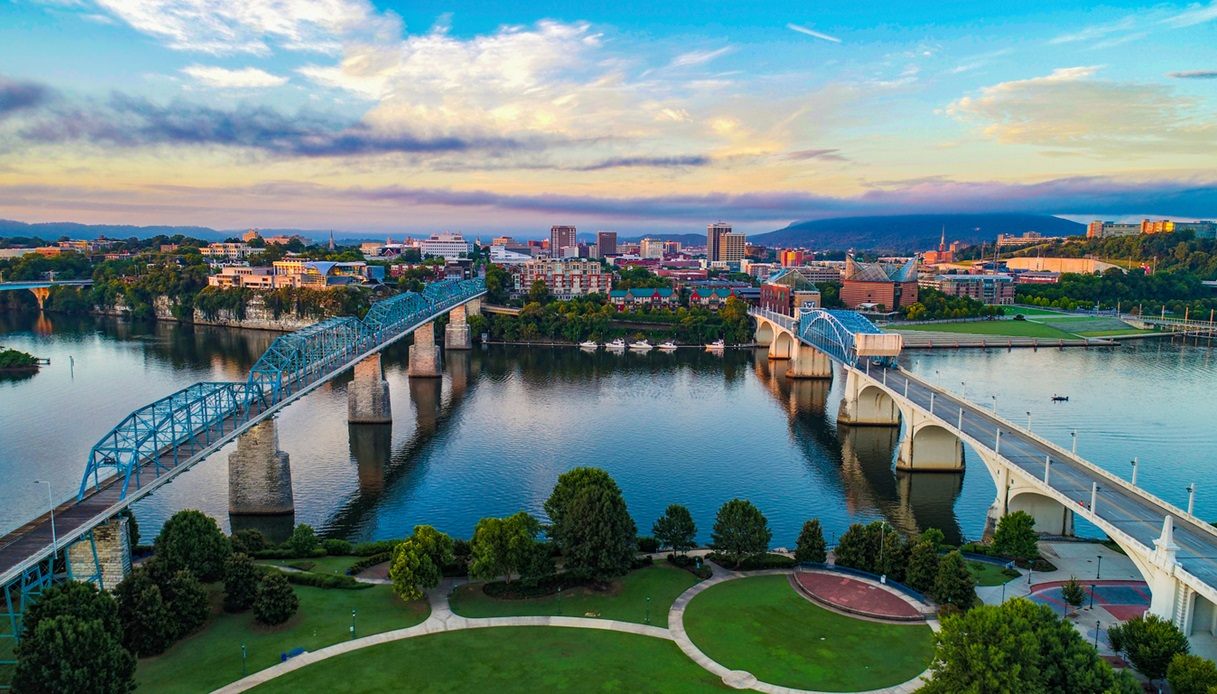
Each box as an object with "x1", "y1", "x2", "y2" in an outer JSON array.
[
  {"x1": 596, "y1": 231, "x2": 618, "y2": 257},
  {"x1": 551, "y1": 225, "x2": 576, "y2": 256},
  {"x1": 639, "y1": 238, "x2": 665, "y2": 259},
  {"x1": 779, "y1": 249, "x2": 806, "y2": 267},
  {"x1": 707, "y1": 222, "x2": 731, "y2": 261},
  {"x1": 721, "y1": 233, "x2": 746, "y2": 264}
]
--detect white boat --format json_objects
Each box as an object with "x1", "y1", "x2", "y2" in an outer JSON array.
[
  {"x1": 629, "y1": 339, "x2": 653, "y2": 351},
  {"x1": 658, "y1": 341, "x2": 678, "y2": 351},
  {"x1": 606, "y1": 338, "x2": 626, "y2": 350},
  {"x1": 579, "y1": 340, "x2": 599, "y2": 350},
  {"x1": 705, "y1": 339, "x2": 725, "y2": 351}
]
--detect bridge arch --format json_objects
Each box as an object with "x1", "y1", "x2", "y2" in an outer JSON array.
[
  {"x1": 1007, "y1": 489, "x2": 1075, "y2": 536},
  {"x1": 755, "y1": 320, "x2": 775, "y2": 347},
  {"x1": 897, "y1": 422, "x2": 963, "y2": 472},
  {"x1": 770, "y1": 330, "x2": 796, "y2": 360}
]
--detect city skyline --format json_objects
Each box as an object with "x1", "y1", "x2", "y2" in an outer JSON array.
[{"x1": 1, "y1": 0, "x2": 1216, "y2": 234}]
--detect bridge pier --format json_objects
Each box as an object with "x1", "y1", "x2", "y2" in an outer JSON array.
[
  {"x1": 896, "y1": 410, "x2": 964, "y2": 472},
  {"x1": 445, "y1": 304, "x2": 472, "y2": 350},
  {"x1": 408, "y1": 322, "x2": 443, "y2": 377},
  {"x1": 28, "y1": 286, "x2": 50, "y2": 311},
  {"x1": 228, "y1": 419, "x2": 295, "y2": 517},
  {"x1": 350, "y1": 423, "x2": 392, "y2": 495},
  {"x1": 67, "y1": 516, "x2": 130, "y2": 590},
  {"x1": 785, "y1": 343, "x2": 833, "y2": 379},
  {"x1": 837, "y1": 369, "x2": 901, "y2": 426},
  {"x1": 348, "y1": 353, "x2": 392, "y2": 424}
]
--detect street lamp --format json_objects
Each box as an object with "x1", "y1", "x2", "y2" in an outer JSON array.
[
  {"x1": 645, "y1": 595, "x2": 652, "y2": 625},
  {"x1": 350, "y1": 609, "x2": 356, "y2": 640},
  {"x1": 1094, "y1": 620, "x2": 1101, "y2": 650},
  {"x1": 991, "y1": 394, "x2": 997, "y2": 413},
  {"x1": 241, "y1": 643, "x2": 248, "y2": 677},
  {"x1": 1026, "y1": 411, "x2": 1032, "y2": 431},
  {"x1": 1130, "y1": 458, "x2": 1138, "y2": 486},
  {"x1": 33, "y1": 480, "x2": 56, "y2": 551},
  {"x1": 1089, "y1": 584, "x2": 1096, "y2": 609},
  {"x1": 1187, "y1": 483, "x2": 1197, "y2": 515},
  {"x1": 1097, "y1": 555, "x2": 1103, "y2": 580},
  {"x1": 1071, "y1": 430, "x2": 1078, "y2": 455}
]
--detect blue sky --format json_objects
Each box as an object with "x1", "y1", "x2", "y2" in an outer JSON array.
[{"x1": 0, "y1": 0, "x2": 1214, "y2": 235}]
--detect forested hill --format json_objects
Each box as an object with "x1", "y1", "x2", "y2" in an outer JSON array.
[{"x1": 753, "y1": 214, "x2": 1085, "y2": 252}]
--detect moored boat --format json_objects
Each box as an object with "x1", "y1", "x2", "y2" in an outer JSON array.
[
  {"x1": 629, "y1": 339, "x2": 653, "y2": 351},
  {"x1": 705, "y1": 339, "x2": 725, "y2": 351},
  {"x1": 658, "y1": 340, "x2": 678, "y2": 351}
]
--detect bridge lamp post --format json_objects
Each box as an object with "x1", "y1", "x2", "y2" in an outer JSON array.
[
  {"x1": 1090, "y1": 483, "x2": 1099, "y2": 513},
  {"x1": 1096, "y1": 555, "x2": 1102, "y2": 580},
  {"x1": 1187, "y1": 483, "x2": 1197, "y2": 516},
  {"x1": 1071, "y1": 430, "x2": 1078, "y2": 455},
  {"x1": 1026, "y1": 411, "x2": 1032, "y2": 431},
  {"x1": 33, "y1": 480, "x2": 56, "y2": 552},
  {"x1": 990, "y1": 394, "x2": 997, "y2": 413},
  {"x1": 1130, "y1": 458, "x2": 1138, "y2": 486}
]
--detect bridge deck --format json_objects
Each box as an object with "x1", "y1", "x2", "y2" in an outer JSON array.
[{"x1": 880, "y1": 365, "x2": 1217, "y2": 590}]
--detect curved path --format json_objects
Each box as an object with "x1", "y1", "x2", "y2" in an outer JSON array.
[
  {"x1": 666, "y1": 567, "x2": 934, "y2": 694},
  {"x1": 215, "y1": 569, "x2": 936, "y2": 694}
]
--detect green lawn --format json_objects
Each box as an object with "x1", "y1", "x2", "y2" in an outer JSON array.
[
  {"x1": 1003, "y1": 305, "x2": 1067, "y2": 316},
  {"x1": 258, "y1": 555, "x2": 365, "y2": 576},
  {"x1": 683, "y1": 575, "x2": 933, "y2": 692},
  {"x1": 967, "y1": 560, "x2": 1019, "y2": 586},
  {"x1": 250, "y1": 627, "x2": 727, "y2": 693},
  {"x1": 136, "y1": 584, "x2": 428, "y2": 693},
  {"x1": 1075, "y1": 328, "x2": 1156, "y2": 337},
  {"x1": 897, "y1": 320, "x2": 1079, "y2": 339},
  {"x1": 449, "y1": 564, "x2": 699, "y2": 625}
]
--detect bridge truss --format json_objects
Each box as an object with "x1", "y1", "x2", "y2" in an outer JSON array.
[
  {"x1": 796, "y1": 309, "x2": 898, "y2": 368},
  {"x1": 79, "y1": 278, "x2": 484, "y2": 501}
]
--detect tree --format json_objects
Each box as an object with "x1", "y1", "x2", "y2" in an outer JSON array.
[
  {"x1": 229, "y1": 528, "x2": 268, "y2": 555},
  {"x1": 545, "y1": 468, "x2": 638, "y2": 580},
  {"x1": 1167, "y1": 653, "x2": 1217, "y2": 694},
  {"x1": 223, "y1": 552, "x2": 259, "y2": 612},
  {"x1": 1107, "y1": 613, "x2": 1190, "y2": 681},
  {"x1": 1061, "y1": 577, "x2": 1086, "y2": 609},
  {"x1": 931, "y1": 551, "x2": 976, "y2": 610},
  {"x1": 906, "y1": 539, "x2": 941, "y2": 592},
  {"x1": 408, "y1": 525, "x2": 455, "y2": 572},
  {"x1": 13, "y1": 615, "x2": 137, "y2": 694},
  {"x1": 13, "y1": 582, "x2": 134, "y2": 693},
  {"x1": 113, "y1": 569, "x2": 175, "y2": 657},
  {"x1": 528, "y1": 278, "x2": 550, "y2": 304},
  {"x1": 153, "y1": 509, "x2": 231, "y2": 581},
  {"x1": 653, "y1": 504, "x2": 697, "y2": 556},
  {"x1": 832, "y1": 522, "x2": 879, "y2": 573},
  {"x1": 285, "y1": 524, "x2": 319, "y2": 556},
  {"x1": 253, "y1": 572, "x2": 298, "y2": 626},
  {"x1": 992, "y1": 511, "x2": 1038, "y2": 561},
  {"x1": 163, "y1": 570, "x2": 210, "y2": 637},
  {"x1": 710, "y1": 499, "x2": 772, "y2": 567},
  {"x1": 922, "y1": 599, "x2": 1138, "y2": 694},
  {"x1": 389, "y1": 538, "x2": 441, "y2": 601},
  {"x1": 469, "y1": 512, "x2": 543, "y2": 584},
  {"x1": 794, "y1": 519, "x2": 827, "y2": 563}
]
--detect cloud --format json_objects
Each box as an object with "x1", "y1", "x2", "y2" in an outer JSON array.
[
  {"x1": 1051, "y1": 2, "x2": 1217, "y2": 48},
  {"x1": 1162, "y1": 1, "x2": 1217, "y2": 28},
  {"x1": 91, "y1": 0, "x2": 391, "y2": 55},
  {"x1": 571, "y1": 155, "x2": 710, "y2": 171},
  {"x1": 946, "y1": 66, "x2": 1217, "y2": 155},
  {"x1": 669, "y1": 47, "x2": 732, "y2": 68},
  {"x1": 784, "y1": 148, "x2": 847, "y2": 161},
  {"x1": 0, "y1": 77, "x2": 52, "y2": 117},
  {"x1": 786, "y1": 23, "x2": 841, "y2": 44},
  {"x1": 1168, "y1": 70, "x2": 1217, "y2": 79},
  {"x1": 181, "y1": 65, "x2": 288, "y2": 88},
  {"x1": 8, "y1": 91, "x2": 520, "y2": 157}
]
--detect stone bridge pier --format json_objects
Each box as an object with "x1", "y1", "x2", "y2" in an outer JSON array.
[
  {"x1": 408, "y1": 322, "x2": 443, "y2": 377},
  {"x1": 348, "y1": 352, "x2": 392, "y2": 424},
  {"x1": 29, "y1": 286, "x2": 50, "y2": 311},
  {"x1": 227, "y1": 419, "x2": 295, "y2": 542},
  {"x1": 445, "y1": 299, "x2": 480, "y2": 350},
  {"x1": 67, "y1": 516, "x2": 131, "y2": 590}
]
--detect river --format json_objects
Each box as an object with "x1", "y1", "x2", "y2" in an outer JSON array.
[{"x1": 2, "y1": 311, "x2": 1213, "y2": 548}]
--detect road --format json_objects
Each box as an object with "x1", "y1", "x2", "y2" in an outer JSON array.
[{"x1": 873, "y1": 364, "x2": 1217, "y2": 589}]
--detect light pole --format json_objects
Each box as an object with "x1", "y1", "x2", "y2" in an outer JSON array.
[
  {"x1": 1071, "y1": 430, "x2": 1078, "y2": 455},
  {"x1": 991, "y1": 394, "x2": 997, "y2": 413},
  {"x1": 241, "y1": 643, "x2": 248, "y2": 677},
  {"x1": 1089, "y1": 583, "x2": 1096, "y2": 609},
  {"x1": 645, "y1": 595, "x2": 652, "y2": 625},
  {"x1": 1187, "y1": 483, "x2": 1197, "y2": 516},
  {"x1": 960, "y1": 381, "x2": 966, "y2": 399},
  {"x1": 1094, "y1": 620, "x2": 1101, "y2": 650},
  {"x1": 350, "y1": 609, "x2": 356, "y2": 640},
  {"x1": 1097, "y1": 555, "x2": 1103, "y2": 580},
  {"x1": 33, "y1": 480, "x2": 56, "y2": 552},
  {"x1": 1026, "y1": 411, "x2": 1032, "y2": 431},
  {"x1": 1130, "y1": 458, "x2": 1138, "y2": 486}
]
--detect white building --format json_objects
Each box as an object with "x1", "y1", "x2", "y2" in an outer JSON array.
[
  {"x1": 490, "y1": 245, "x2": 533, "y2": 265},
  {"x1": 200, "y1": 242, "x2": 254, "y2": 263},
  {"x1": 419, "y1": 233, "x2": 471, "y2": 260},
  {"x1": 639, "y1": 238, "x2": 665, "y2": 259}
]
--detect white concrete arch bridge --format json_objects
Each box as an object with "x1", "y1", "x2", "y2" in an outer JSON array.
[{"x1": 751, "y1": 306, "x2": 1217, "y2": 649}]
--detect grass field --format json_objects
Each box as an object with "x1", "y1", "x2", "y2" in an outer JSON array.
[
  {"x1": 682, "y1": 575, "x2": 934, "y2": 691},
  {"x1": 896, "y1": 320, "x2": 1079, "y2": 339},
  {"x1": 250, "y1": 627, "x2": 728, "y2": 693},
  {"x1": 449, "y1": 564, "x2": 699, "y2": 625},
  {"x1": 259, "y1": 556, "x2": 364, "y2": 576},
  {"x1": 1003, "y1": 306, "x2": 1067, "y2": 316},
  {"x1": 136, "y1": 584, "x2": 428, "y2": 693},
  {"x1": 967, "y1": 560, "x2": 1020, "y2": 586}
]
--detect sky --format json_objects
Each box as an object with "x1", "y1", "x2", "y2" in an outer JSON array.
[{"x1": 0, "y1": 0, "x2": 1215, "y2": 237}]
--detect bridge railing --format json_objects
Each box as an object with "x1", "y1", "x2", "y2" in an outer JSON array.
[{"x1": 78, "y1": 278, "x2": 486, "y2": 501}]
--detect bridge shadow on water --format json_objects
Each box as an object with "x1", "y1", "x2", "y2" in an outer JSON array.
[{"x1": 750, "y1": 350, "x2": 966, "y2": 545}]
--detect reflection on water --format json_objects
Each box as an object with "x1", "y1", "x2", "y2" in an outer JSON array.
[{"x1": 5, "y1": 311, "x2": 1214, "y2": 547}]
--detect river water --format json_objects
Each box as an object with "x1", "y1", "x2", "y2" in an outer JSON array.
[{"x1": 2, "y1": 311, "x2": 1214, "y2": 548}]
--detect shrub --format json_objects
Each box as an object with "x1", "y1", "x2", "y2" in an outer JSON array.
[
  {"x1": 163, "y1": 570, "x2": 210, "y2": 637},
  {"x1": 154, "y1": 510, "x2": 231, "y2": 581},
  {"x1": 322, "y1": 538, "x2": 353, "y2": 555},
  {"x1": 453, "y1": 539, "x2": 472, "y2": 557},
  {"x1": 253, "y1": 572, "x2": 299, "y2": 625},
  {"x1": 351, "y1": 539, "x2": 400, "y2": 556},
  {"x1": 229, "y1": 529, "x2": 268, "y2": 555},
  {"x1": 794, "y1": 519, "x2": 827, "y2": 563},
  {"x1": 1061, "y1": 577, "x2": 1086, "y2": 608},
  {"x1": 993, "y1": 511, "x2": 1038, "y2": 562},
  {"x1": 707, "y1": 552, "x2": 795, "y2": 571},
  {"x1": 637, "y1": 536, "x2": 659, "y2": 553},
  {"x1": 286, "y1": 524, "x2": 320, "y2": 556},
  {"x1": 114, "y1": 569, "x2": 174, "y2": 657},
  {"x1": 280, "y1": 570, "x2": 371, "y2": 590},
  {"x1": 223, "y1": 553, "x2": 259, "y2": 612},
  {"x1": 346, "y1": 552, "x2": 390, "y2": 576}
]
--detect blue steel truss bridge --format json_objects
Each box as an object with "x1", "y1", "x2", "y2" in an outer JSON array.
[{"x1": 0, "y1": 278, "x2": 484, "y2": 664}]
